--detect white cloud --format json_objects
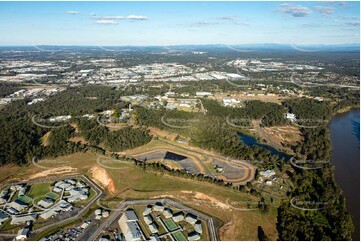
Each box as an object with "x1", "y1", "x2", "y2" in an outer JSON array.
[
  {"x1": 66, "y1": 11, "x2": 80, "y2": 15},
  {"x1": 274, "y1": 3, "x2": 312, "y2": 17},
  {"x1": 219, "y1": 15, "x2": 238, "y2": 20},
  {"x1": 126, "y1": 15, "x2": 148, "y2": 20},
  {"x1": 315, "y1": 6, "x2": 335, "y2": 16},
  {"x1": 190, "y1": 20, "x2": 219, "y2": 27},
  {"x1": 96, "y1": 20, "x2": 118, "y2": 25},
  {"x1": 92, "y1": 15, "x2": 148, "y2": 21}
]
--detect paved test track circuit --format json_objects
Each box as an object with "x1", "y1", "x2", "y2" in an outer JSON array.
[{"x1": 125, "y1": 140, "x2": 255, "y2": 184}]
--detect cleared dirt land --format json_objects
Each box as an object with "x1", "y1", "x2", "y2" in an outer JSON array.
[{"x1": 249, "y1": 124, "x2": 302, "y2": 154}]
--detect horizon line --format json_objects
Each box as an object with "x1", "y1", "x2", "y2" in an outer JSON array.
[{"x1": 0, "y1": 43, "x2": 360, "y2": 47}]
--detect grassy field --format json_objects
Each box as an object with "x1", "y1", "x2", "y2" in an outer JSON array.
[
  {"x1": 18, "y1": 195, "x2": 32, "y2": 204},
  {"x1": 173, "y1": 231, "x2": 187, "y2": 241},
  {"x1": 164, "y1": 219, "x2": 178, "y2": 231},
  {"x1": 28, "y1": 182, "x2": 52, "y2": 198},
  {"x1": 45, "y1": 191, "x2": 59, "y2": 200}
]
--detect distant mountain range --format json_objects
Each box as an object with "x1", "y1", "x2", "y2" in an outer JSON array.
[{"x1": 0, "y1": 43, "x2": 359, "y2": 52}]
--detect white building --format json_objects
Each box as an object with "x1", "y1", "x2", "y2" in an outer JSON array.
[
  {"x1": 143, "y1": 206, "x2": 152, "y2": 216},
  {"x1": 285, "y1": 113, "x2": 296, "y2": 122},
  {"x1": 153, "y1": 203, "x2": 164, "y2": 212},
  {"x1": 7, "y1": 199, "x2": 28, "y2": 213},
  {"x1": 16, "y1": 227, "x2": 30, "y2": 241},
  {"x1": 37, "y1": 198, "x2": 55, "y2": 208},
  {"x1": 143, "y1": 214, "x2": 153, "y2": 225},
  {"x1": 196, "y1": 92, "x2": 212, "y2": 97},
  {"x1": 222, "y1": 98, "x2": 241, "y2": 107},
  {"x1": 163, "y1": 208, "x2": 173, "y2": 219},
  {"x1": 118, "y1": 210, "x2": 144, "y2": 241},
  {"x1": 194, "y1": 221, "x2": 203, "y2": 234},
  {"x1": 39, "y1": 209, "x2": 58, "y2": 220},
  {"x1": 148, "y1": 222, "x2": 158, "y2": 233},
  {"x1": 172, "y1": 212, "x2": 184, "y2": 222},
  {"x1": 11, "y1": 213, "x2": 37, "y2": 225},
  {"x1": 188, "y1": 231, "x2": 201, "y2": 241},
  {"x1": 186, "y1": 213, "x2": 197, "y2": 225},
  {"x1": 259, "y1": 170, "x2": 276, "y2": 178}
]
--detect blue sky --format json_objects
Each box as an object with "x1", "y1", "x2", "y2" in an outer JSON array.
[{"x1": 0, "y1": 1, "x2": 359, "y2": 46}]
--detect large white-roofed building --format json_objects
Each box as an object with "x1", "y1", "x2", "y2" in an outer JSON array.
[{"x1": 118, "y1": 210, "x2": 144, "y2": 241}]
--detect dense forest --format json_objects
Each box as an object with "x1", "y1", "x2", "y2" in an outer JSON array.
[
  {"x1": 277, "y1": 99, "x2": 354, "y2": 240},
  {"x1": 0, "y1": 83, "x2": 20, "y2": 97},
  {"x1": 76, "y1": 119, "x2": 152, "y2": 152},
  {"x1": 0, "y1": 86, "x2": 152, "y2": 165}
]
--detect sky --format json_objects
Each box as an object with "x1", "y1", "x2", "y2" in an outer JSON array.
[{"x1": 0, "y1": 1, "x2": 359, "y2": 46}]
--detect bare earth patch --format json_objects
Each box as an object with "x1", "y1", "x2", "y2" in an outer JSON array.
[
  {"x1": 90, "y1": 165, "x2": 117, "y2": 194},
  {"x1": 69, "y1": 136, "x2": 88, "y2": 144},
  {"x1": 193, "y1": 192, "x2": 231, "y2": 210},
  {"x1": 148, "y1": 127, "x2": 182, "y2": 141},
  {"x1": 29, "y1": 166, "x2": 77, "y2": 179},
  {"x1": 41, "y1": 131, "x2": 51, "y2": 146},
  {"x1": 263, "y1": 125, "x2": 302, "y2": 147}
]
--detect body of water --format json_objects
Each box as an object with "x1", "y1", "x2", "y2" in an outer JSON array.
[
  {"x1": 329, "y1": 108, "x2": 360, "y2": 240},
  {"x1": 238, "y1": 132, "x2": 292, "y2": 160}
]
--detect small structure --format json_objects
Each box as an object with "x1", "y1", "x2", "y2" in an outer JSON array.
[
  {"x1": 11, "y1": 213, "x2": 38, "y2": 225},
  {"x1": 0, "y1": 209, "x2": 10, "y2": 224},
  {"x1": 76, "y1": 181, "x2": 86, "y2": 188},
  {"x1": 95, "y1": 209, "x2": 102, "y2": 216},
  {"x1": 163, "y1": 208, "x2": 173, "y2": 219},
  {"x1": 18, "y1": 186, "x2": 28, "y2": 196},
  {"x1": 153, "y1": 202, "x2": 164, "y2": 212},
  {"x1": 55, "y1": 181, "x2": 72, "y2": 190},
  {"x1": 265, "y1": 180, "x2": 273, "y2": 186},
  {"x1": 149, "y1": 234, "x2": 161, "y2": 241},
  {"x1": 144, "y1": 214, "x2": 153, "y2": 225},
  {"x1": 172, "y1": 212, "x2": 184, "y2": 222},
  {"x1": 259, "y1": 170, "x2": 276, "y2": 178},
  {"x1": 148, "y1": 222, "x2": 158, "y2": 233},
  {"x1": 7, "y1": 199, "x2": 28, "y2": 213},
  {"x1": 186, "y1": 213, "x2": 197, "y2": 225},
  {"x1": 52, "y1": 187, "x2": 62, "y2": 193},
  {"x1": 37, "y1": 198, "x2": 55, "y2": 208},
  {"x1": 196, "y1": 91, "x2": 212, "y2": 97},
  {"x1": 66, "y1": 187, "x2": 89, "y2": 203},
  {"x1": 214, "y1": 165, "x2": 224, "y2": 173},
  {"x1": 102, "y1": 210, "x2": 110, "y2": 218},
  {"x1": 16, "y1": 227, "x2": 30, "y2": 241},
  {"x1": 39, "y1": 209, "x2": 58, "y2": 220},
  {"x1": 188, "y1": 231, "x2": 201, "y2": 241},
  {"x1": 194, "y1": 220, "x2": 203, "y2": 234},
  {"x1": 0, "y1": 197, "x2": 7, "y2": 205},
  {"x1": 143, "y1": 205, "x2": 152, "y2": 216},
  {"x1": 48, "y1": 199, "x2": 73, "y2": 215},
  {"x1": 81, "y1": 221, "x2": 90, "y2": 229},
  {"x1": 285, "y1": 113, "x2": 296, "y2": 122}
]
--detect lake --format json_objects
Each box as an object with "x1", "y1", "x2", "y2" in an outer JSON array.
[{"x1": 238, "y1": 132, "x2": 293, "y2": 161}]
